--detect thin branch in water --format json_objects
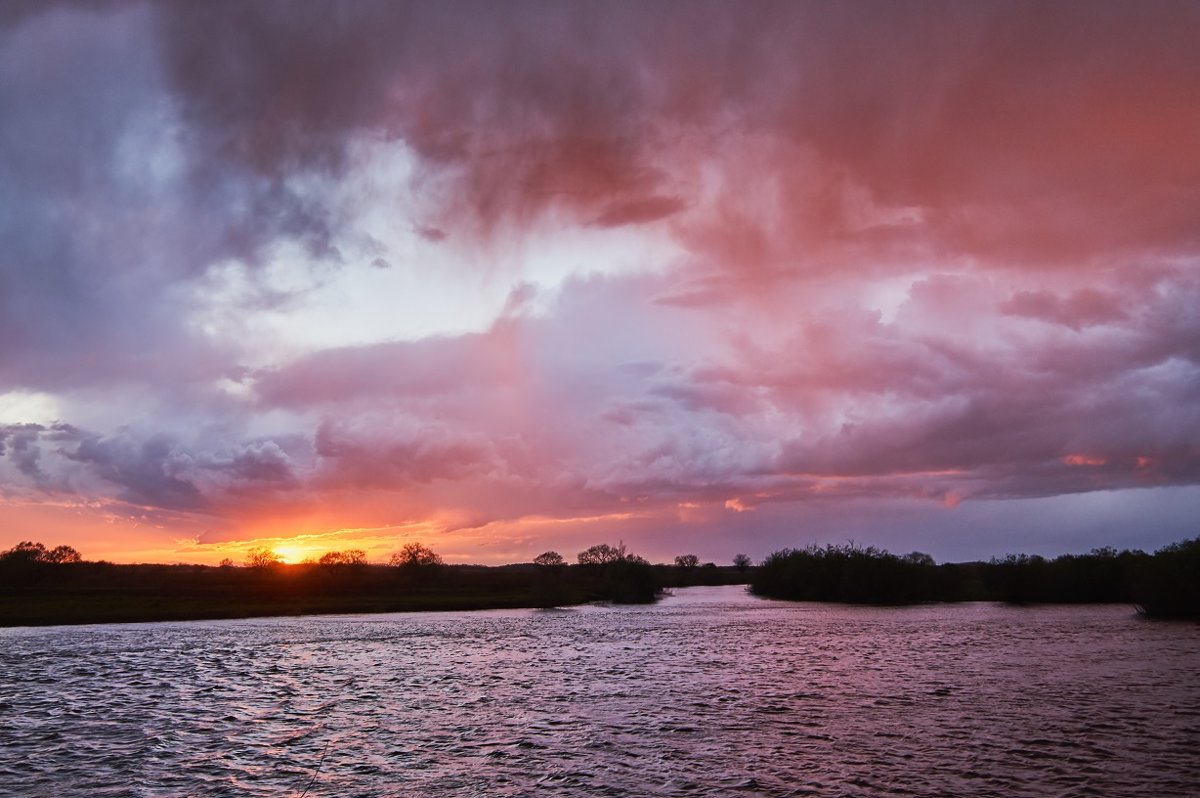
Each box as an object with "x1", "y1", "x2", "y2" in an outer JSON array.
[{"x1": 299, "y1": 737, "x2": 332, "y2": 798}]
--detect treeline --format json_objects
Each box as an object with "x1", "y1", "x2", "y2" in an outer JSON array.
[
  {"x1": 0, "y1": 540, "x2": 747, "y2": 627},
  {"x1": 522, "y1": 542, "x2": 747, "y2": 605},
  {"x1": 750, "y1": 538, "x2": 1200, "y2": 619}
]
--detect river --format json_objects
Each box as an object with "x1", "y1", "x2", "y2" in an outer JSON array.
[{"x1": 1, "y1": 586, "x2": 1197, "y2": 797}]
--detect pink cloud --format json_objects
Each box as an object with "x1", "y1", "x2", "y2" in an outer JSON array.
[{"x1": 1001, "y1": 289, "x2": 1128, "y2": 330}]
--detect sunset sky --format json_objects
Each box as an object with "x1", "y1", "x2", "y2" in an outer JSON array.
[{"x1": 1, "y1": 1, "x2": 1198, "y2": 565}]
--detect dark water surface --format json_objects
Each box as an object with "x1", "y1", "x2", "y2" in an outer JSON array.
[{"x1": 1, "y1": 586, "x2": 1197, "y2": 797}]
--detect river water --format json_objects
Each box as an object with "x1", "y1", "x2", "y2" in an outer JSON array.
[{"x1": 1, "y1": 586, "x2": 1197, "y2": 798}]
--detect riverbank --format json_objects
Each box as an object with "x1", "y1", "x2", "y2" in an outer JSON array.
[
  {"x1": 0, "y1": 560, "x2": 749, "y2": 627},
  {"x1": 749, "y1": 537, "x2": 1200, "y2": 620},
  {"x1": 5, "y1": 536, "x2": 1195, "y2": 626}
]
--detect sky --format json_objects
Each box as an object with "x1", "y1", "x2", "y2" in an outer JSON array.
[{"x1": 1, "y1": 1, "x2": 1198, "y2": 566}]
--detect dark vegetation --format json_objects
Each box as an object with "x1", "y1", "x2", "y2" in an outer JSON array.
[
  {"x1": 6, "y1": 536, "x2": 1194, "y2": 627},
  {"x1": 1130, "y1": 538, "x2": 1200, "y2": 620},
  {"x1": 0, "y1": 540, "x2": 744, "y2": 627},
  {"x1": 750, "y1": 538, "x2": 1200, "y2": 619}
]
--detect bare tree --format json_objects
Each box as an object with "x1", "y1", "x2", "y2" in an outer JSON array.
[
  {"x1": 733, "y1": 553, "x2": 753, "y2": 572},
  {"x1": 389, "y1": 542, "x2": 442, "y2": 568},
  {"x1": 577, "y1": 543, "x2": 625, "y2": 565},
  {"x1": 533, "y1": 551, "x2": 564, "y2": 567},
  {"x1": 319, "y1": 549, "x2": 368, "y2": 568},
  {"x1": 674, "y1": 554, "x2": 699, "y2": 569},
  {"x1": 244, "y1": 546, "x2": 282, "y2": 569}
]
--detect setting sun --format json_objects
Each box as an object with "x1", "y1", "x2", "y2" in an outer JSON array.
[{"x1": 269, "y1": 545, "x2": 322, "y2": 564}]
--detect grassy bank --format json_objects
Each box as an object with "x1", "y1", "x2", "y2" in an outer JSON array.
[{"x1": 0, "y1": 558, "x2": 748, "y2": 627}]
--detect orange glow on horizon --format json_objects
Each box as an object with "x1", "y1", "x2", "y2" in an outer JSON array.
[
  {"x1": 271, "y1": 545, "x2": 314, "y2": 564},
  {"x1": 1063, "y1": 454, "x2": 1108, "y2": 467}
]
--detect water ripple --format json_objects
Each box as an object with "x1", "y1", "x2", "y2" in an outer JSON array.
[{"x1": 1, "y1": 589, "x2": 1198, "y2": 797}]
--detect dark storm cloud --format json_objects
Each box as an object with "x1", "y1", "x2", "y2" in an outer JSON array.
[
  {"x1": 148, "y1": 1, "x2": 1200, "y2": 264},
  {"x1": 0, "y1": 3, "x2": 238, "y2": 390},
  {"x1": 5, "y1": 1, "x2": 1198, "y2": 393},
  {"x1": 0, "y1": 420, "x2": 301, "y2": 512},
  {"x1": 67, "y1": 433, "x2": 208, "y2": 510},
  {"x1": 0, "y1": 423, "x2": 50, "y2": 482}
]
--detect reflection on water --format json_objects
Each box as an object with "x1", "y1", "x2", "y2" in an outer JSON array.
[{"x1": 1, "y1": 586, "x2": 1198, "y2": 797}]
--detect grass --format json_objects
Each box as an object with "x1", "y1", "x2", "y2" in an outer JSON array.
[{"x1": 0, "y1": 560, "x2": 748, "y2": 627}]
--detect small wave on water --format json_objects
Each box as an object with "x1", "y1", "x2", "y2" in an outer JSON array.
[{"x1": 1, "y1": 587, "x2": 1198, "y2": 797}]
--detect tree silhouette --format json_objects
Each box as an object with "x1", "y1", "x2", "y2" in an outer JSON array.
[
  {"x1": 577, "y1": 543, "x2": 625, "y2": 565},
  {"x1": 674, "y1": 554, "x2": 699, "y2": 569},
  {"x1": 1, "y1": 541, "x2": 82, "y2": 564},
  {"x1": 532, "y1": 551, "x2": 567, "y2": 607},
  {"x1": 44, "y1": 545, "x2": 82, "y2": 564},
  {"x1": 903, "y1": 551, "x2": 935, "y2": 567},
  {"x1": 389, "y1": 542, "x2": 442, "y2": 568},
  {"x1": 389, "y1": 542, "x2": 443, "y2": 586},
  {"x1": 244, "y1": 546, "x2": 282, "y2": 569},
  {"x1": 732, "y1": 553, "x2": 752, "y2": 572},
  {"x1": 1133, "y1": 536, "x2": 1200, "y2": 619},
  {"x1": 533, "y1": 551, "x2": 564, "y2": 567},
  {"x1": 1, "y1": 541, "x2": 48, "y2": 563},
  {"x1": 319, "y1": 549, "x2": 367, "y2": 568}
]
